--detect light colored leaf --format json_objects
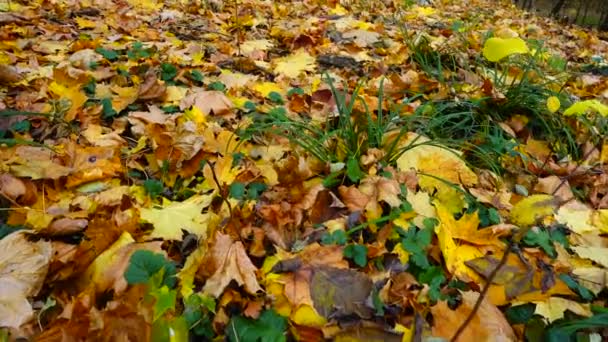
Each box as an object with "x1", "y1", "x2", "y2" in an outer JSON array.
[
  {"x1": 274, "y1": 50, "x2": 316, "y2": 78},
  {"x1": 563, "y1": 99, "x2": 608, "y2": 116},
  {"x1": 0, "y1": 231, "x2": 52, "y2": 328},
  {"x1": 140, "y1": 194, "x2": 214, "y2": 240},
  {"x1": 482, "y1": 37, "x2": 529, "y2": 62},
  {"x1": 534, "y1": 297, "x2": 592, "y2": 323}
]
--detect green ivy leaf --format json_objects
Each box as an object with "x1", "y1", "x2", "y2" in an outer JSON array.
[
  {"x1": 505, "y1": 303, "x2": 536, "y2": 324},
  {"x1": 143, "y1": 179, "x2": 164, "y2": 198},
  {"x1": 95, "y1": 47, "x2": 119, "y2": 61},
  {"x1": 267, "y1": 91, "x2": 284, "y2": 104},
  {"x1": 247, "y1": 182, "x2": 267, "y2": 200},
  {"x1": 559, "y1": 274, "x2": 594, "y2": 301},
  {"x1": 227, "y1": 309, "x2": 287, "y2": 342},
  {"x1": 343, "y1": 244, "x2": 368, "y2": 267},
  {"x1": 101, "y1": 98, "x2": 117, "y2": 119},
  {"x1": 189, "y1": 70, "x2": 204, "y2": 83},
  {"x1": 125, "y1": 250, "x2": 176, "y2": 288},
  {"x1": 160, "y1": 63, "x2": 178, "y2": 82},
  {"x1": 229, "y1": 182, "x2": 246, "y2": 199},
  {"x1": 208, "y1": 81, "x2": 226, "y2": 92},
  {"x1": 523, "y1": 229, "x2": 555, "y2": 258}
]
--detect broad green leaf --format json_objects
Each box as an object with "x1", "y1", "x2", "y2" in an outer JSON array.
[
  {"x1": 482, "y1": 37, "x2": 529, "y2": 62},
  {"x1": 150, "y1": 285, "x2": 177, "y2": 321},
  {"x1": 563, "y1": 99, "x2": 608, "y2": 116},
  {"x1": 343, "y1": 244, "x2": 368, "y2": 267},
  {"x1": 346, "y1": 155, "x2": 364, "y2": 182},
  {"x1": 125, "y1": 250, "x2": 176, "y2": 288},
  {"x1": 226, "y1": 309, "x2": 287, "y2": 342}
]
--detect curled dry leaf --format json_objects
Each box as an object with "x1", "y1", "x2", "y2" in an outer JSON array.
[
  {"x1": 0, "y1": 231, "x2": 52, "y2": 328},
  {"x1": 202, "y1": 233, "x2": 262, "y2": 297},
  {"x1": 430, "y1": 291, "x2": 516, "y2": 342}
]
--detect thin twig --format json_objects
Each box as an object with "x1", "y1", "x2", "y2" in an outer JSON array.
[
  {"x1": 450, "y1": 241, "x2": 514, "y2": 341},
  {"x1": 450, "y1": 144, "x2": 599, "y2": 341}
]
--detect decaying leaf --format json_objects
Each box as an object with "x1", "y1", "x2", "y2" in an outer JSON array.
[
  {"x1": 431, "y1": 291, "x2": 516, "y2": 341},
  {"x1": 202, "y1": 233, "x2": 262, "y2": 297},
  {"x1": 0, "y1": 231, "x2": 52, "y2": 328}
]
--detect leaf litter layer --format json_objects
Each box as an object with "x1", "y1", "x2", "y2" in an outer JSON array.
[{"x1": 1, "y1": 0, "x2": 608, "y2": 340}]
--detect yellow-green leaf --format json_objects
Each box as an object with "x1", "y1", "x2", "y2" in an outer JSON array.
[
  {"x1": 509, "y1": 195, "x2": 557, "y2": 227},
  {"x1": 563, "y1": 99, "x2": 608, "y2": 116},
  {"x1": 140, "y1": 194, "x2": 214, "y2": 240},
  {"x1": 482, "y1": 37, "x2": 529, "y2": 62}
]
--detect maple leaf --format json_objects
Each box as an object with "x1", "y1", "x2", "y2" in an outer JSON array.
[
  {"x1": 434, "y1": 202, "x2": 483, "y2": 282},
  {"x1": 274, "y1": 50, "x2": 316, "y2": 78},
  {"x1": 203, "y1": 233, "x2": 262, "y2": 297},
  {"x1": 139, "y1": 194, "x2": 214, "y2": 240},
  {"x1": 430, "y1": 291, "x2": 517, "y2": 341}
]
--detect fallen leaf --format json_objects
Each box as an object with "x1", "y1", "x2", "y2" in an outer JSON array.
[
  {"x1": 534, "y1": 297, "x2": 592, "y2": 323},
  {"x1": 274, "y1": 50, "x2": 316, "y2": 78},
  {"x1": 0, "y1": 231, "x2": 52, "y2": 328},
  {"x1": 482, "y1": 37, "x2": 529, "y2": 62},
  {"x1": 430, "y1": 291, "x2": 516, "y2": 341},
  {"x1": 203, "y1": 233, "x2": 262, "y2": 297}
]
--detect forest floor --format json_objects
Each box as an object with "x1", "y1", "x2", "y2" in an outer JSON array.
[{"x1": 1, "y1": 0, "x2": 608, "y2": 341}]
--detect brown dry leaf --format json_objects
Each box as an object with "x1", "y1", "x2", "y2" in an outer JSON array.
[
  {"x1": 203, "y1": 233, "x2": 262, "y2": 297},
  {"x1": 310, "y1": 266, "x2": 373, "y2": 319},
  {"x1": 430, "y1": 291, "x2": 517, "y2": 342},
  {"x1": 180, "y1": 90, "x2": 234, "y2": 116},
  {"x1": 0, "y1": 173, "x2": 26, "y2": 201},
  {"x1": 534, "y1": 175, "x2": 574, "y2": 202},
  {"x1": 0, "y1": 231, "x2": 52, "y2": 328},
  {"x1": 0, "y1": 64, "x2": 22, "y2": 84},
  {"x1": 42, "y1": 218, "x2": 89, "y2": 236}
]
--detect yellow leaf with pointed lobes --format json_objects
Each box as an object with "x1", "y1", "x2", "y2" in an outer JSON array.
[
  {"x1": 274, "y1": 50, "x2": 316, "y2": 78},
  {"x1": 510, "y1": 194, "x2": 557, "y2": 227}
]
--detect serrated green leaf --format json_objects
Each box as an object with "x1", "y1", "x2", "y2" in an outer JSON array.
[
  {"x1": 125, "y1": 250, "x2": 176, "y2": 288},
  {"x1": 95, "y1": 47, "x2": 119, "y2": 61},
  {"x1": 229, "y1": 182, "x2": 246, "y2": 199},
  {"x1": 343, "y1": 244, "x2": 368, "y2": 267},
  {"x1": 227, "y1": 309, "x2": 287, "y2": 342},
  {"x1": 144, "y1": 179, "x2": 164, "y2": 198},
  {"x1": 150, "y1": 285, "x2": 177, "y2": 321}
]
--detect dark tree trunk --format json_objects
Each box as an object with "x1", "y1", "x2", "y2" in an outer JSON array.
[{"x1": 551, "y1": 0, "x2": 567, "y2": 17}]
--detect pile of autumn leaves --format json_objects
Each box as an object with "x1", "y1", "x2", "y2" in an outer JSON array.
[{"x1": 0, "y1": 0, "x2": 608, "y2": 341}]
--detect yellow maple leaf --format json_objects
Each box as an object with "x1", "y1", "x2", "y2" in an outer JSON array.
[
  {"x1": 252, "y1": 81, "x2": 283, "y2": 98},
  {"x1": 48, "y1": 81, "x2": 87, "y2": 121},
  {"x1": 435, "y1": 203, "x2": 483, "y2": 282},
  {"x1": 534, "y1": 297, "x2": 591, "y2": 323},
  {"x1": 240, "y1": 39, "x2": 274, "y2": 55},
  {"x1": 274, "y1": 50, "x2": 316, "y2": 78},
  {"x1": 140, "y1": 194, "x2": 214, "y2": 240},
  {"x1": 510, "y1": 194, "x2": 557, "y2": 227},
  {"x1": 572, "y1": 246, "x2": 608, "y2": 268},
  {"x1": 556, "y1": 203, "x2": 596, "y2": 234},
  {"x1": 396, "y1": 135, "x2": 477, "y2": 212},
  {"x1": 75, "y1": 17, "x2": 97, "y2": 29}
]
